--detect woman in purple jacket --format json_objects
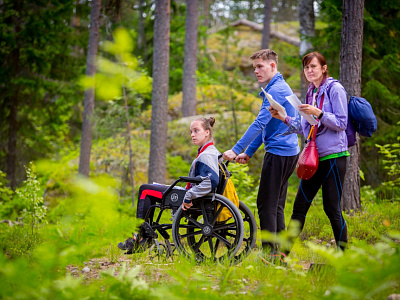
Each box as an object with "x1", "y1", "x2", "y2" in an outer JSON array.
[{"x1": 271, "y1": 52, "x2": 349, "y2": 253}]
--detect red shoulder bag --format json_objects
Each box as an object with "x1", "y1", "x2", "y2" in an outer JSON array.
[{"x1": 296, "y1": 94, "x2": 325, "y2": 180}]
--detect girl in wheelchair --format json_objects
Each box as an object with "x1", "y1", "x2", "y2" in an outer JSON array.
[{"x1": 118, "y1": 116, "x2": 221, "y2": 253}]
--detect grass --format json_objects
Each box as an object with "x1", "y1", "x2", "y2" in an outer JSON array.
[{"x1": 0, "y1": 173, "x2": 399, "y2": 299}]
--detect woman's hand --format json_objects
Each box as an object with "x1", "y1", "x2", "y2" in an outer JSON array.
[
  {"x1": 269, "y1": 107, "x2": 285, "y2": 121},
  {"x1": 298, "y1": 104, "x2": 321, "y2": 117},
  {"x1": 182, "y1": 201, "x2": 193, "y2": 211}
]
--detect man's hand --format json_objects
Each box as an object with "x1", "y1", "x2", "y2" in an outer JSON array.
[
  {"x1": 223, "y1": 149, "x2": 238, "y2": 161},
  {"x1": 236, "y1": 153, "x2": 250, "y2": 164}
]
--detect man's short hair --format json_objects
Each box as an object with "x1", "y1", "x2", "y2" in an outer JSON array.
[{"x1": 250, "y1": 49, "x2": 278, "y2": 65}]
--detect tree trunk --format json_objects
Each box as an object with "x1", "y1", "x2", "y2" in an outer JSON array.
[
  {"x1": 148, "y1": 0, "x2": 170, "y2": 184},
  {"x1": 6, "y1": 0, "x2": 22, "y2": 190},
  {"x1": 6, "y1": 90, "x2": 18, "y2": 190},
  {"x1": 299, "y1": 0, "x2": 315, "y2": 101},
  {"x1": 181, "y1": 0, "x2": 199, "y2": 117},
  {"x1": 248, "y1": 0, "x2": 254, "y2": 21},
  {"x1": 123, "y1": 86, "x2": 135, "y2": 206},
  {"x1": 78, "y1": 0, "x2": 102, "y2": 177},
  {"x1": 339, "y1": 0, "x2": 364, "y2": 213},
  {"x1": 138, "y1": 0, "x2": 147, "y2": 62},
  {"x1": 203, "y1": 0, "x2": 209, "y2": 28},
  {"x1": 261, "y1": 0, "x2": 272, "y2": 49}
]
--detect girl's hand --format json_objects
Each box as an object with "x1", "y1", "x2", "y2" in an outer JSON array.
[
  {"x1": 182, "y1": 201, "x2": 193, "y2": 211},
  {"x1": 269, "y1": 107, "x2": 285, "y2": 121},
  {"x1": 298, "y1": 104, "x2": 321, "y2": 117}
]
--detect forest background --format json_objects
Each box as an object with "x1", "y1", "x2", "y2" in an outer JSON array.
[{"x1": 0, "y1": 0, "x2": 400, "y2": 299}]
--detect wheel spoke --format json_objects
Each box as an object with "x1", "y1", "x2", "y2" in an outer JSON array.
[
  {"x1": 193, "y1": 235, "x2": 206, "y2": 253},
  {"x1": 213, "y1": 232, "x2": 233, "y2": 249},
  {"x1": 200, "y1": 201, "x2": 209, "y2": 224},
  {"x1": 177, "y1": 223, "x2": 199, "y2": 230},
  {"x1": 207, "y1": 236, "x2": 214, "y2": 254},
  {"x1": 210, "y1": 204, "x2": 224, "y2": 225},
  {"x1": 182, "y1": 214, "x2": 203, "y2": 228},
  {"x1": 214, "y1": 222, "x2": 237, "y2": 231},
  {"x1": 180, "y1": 229, "x2": 202, "y2": 239},
  {"x1": 215, "y1": 238, "x2": 220, "y2": 250},
  {"x1": 225, "y1": 232, "x2": 236, "y2": 238}
]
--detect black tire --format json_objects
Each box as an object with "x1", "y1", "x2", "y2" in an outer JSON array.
[
  {"x1": 172, "y1": 194, "x2": 244, "y2": 263},
  {"x1": 232, "y1": 201, "x2": 257, "y2": 263},
  {"x1": 148, "y1": 242, "x2": 168, "y2": 262}
]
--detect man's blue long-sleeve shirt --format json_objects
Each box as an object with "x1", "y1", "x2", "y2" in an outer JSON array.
[{"x1": 232, "y1": 72, "x2": 300, "y2": 157}]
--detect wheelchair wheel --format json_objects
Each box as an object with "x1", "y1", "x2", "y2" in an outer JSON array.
[
  {"x1": 172, "y1": 194, "x2": 244, "y2": 263},
  {"x1": 232, "y1": 201, "x2": 257, "y2": 263},
  {"x1": 148, "y1": 242, "x2": 168, "y2": 262}
]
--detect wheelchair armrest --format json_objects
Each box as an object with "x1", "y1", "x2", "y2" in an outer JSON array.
[{"x1": 179, "y1": 176, "x2": 204, "y2": 184}]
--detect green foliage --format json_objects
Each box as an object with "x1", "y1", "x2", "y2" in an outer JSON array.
[
  {"x1": 2, "y1": 2, "x2": 400, "y2": 298},
  {"x1": 0, "y1": 164, "x2": 45, "y2": 259},
  {"x1": 100, "y1": 264, "x2": 157, "y2": 299},
  {"x1": 0, "y1": 0, "x2": 88, "y2": 184},
  {"x1": 0, "y1": 224, "x2": 42, "y2": 259},
  {"x1": 81, "y1": 27, "x2": 152, "y2": 102},
  {"x1": 166, "y1": 155, "x2": 191, "y2": 181},
  {"x1": 0, "y1": 170, "x2": 13, "y2": 203},
  {"x1": 285, "y1": 192, "x2": 400, "y2": 245},
  {"x1": 15, "y1": 163, "x2": 47, "y2": 232},
  {"x1": 307, "y1": 233, "x2": 400, "y2": 299},
  {"x1": 376, "y1": 134, "x2": 400, "y2": 201},
  {"x1": 313, "y1": 0, "x2": 400, "y2": 187},
  {"x1": 228, "y1": 163, "x2": 258, "y2": 210},
  {"x1": 1, "y1": 151, "x2": 400, "y2": 299}
]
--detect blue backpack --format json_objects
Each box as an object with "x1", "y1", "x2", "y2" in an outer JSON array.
[
  {"x1": 327, "y1": 82, "x2": 377, "y2": 147},
  {"x1": 348, "y1": 95, "x2": 377, "y2": 137}
]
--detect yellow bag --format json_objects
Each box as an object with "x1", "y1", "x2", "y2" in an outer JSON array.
[{"x1": 217, "y1": 164, "x2": 240, "y2": 222}]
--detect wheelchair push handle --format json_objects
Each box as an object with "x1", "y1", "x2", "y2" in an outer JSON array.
[{"x1": 218, "y1": 154, "x2": 231, "y2": 167}]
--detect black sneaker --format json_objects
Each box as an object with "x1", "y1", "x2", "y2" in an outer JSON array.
[{"x1": 118, "y1": 237, "x2": 135, "y2": 251}]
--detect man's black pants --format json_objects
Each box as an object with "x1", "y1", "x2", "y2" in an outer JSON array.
[{"x1": 257, "y1": 152, "x2": 298, "y2": 251}]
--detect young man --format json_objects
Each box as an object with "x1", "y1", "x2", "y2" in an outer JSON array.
[{"x1": 223, "y1": 49, "x2": 299, "y2": 259}]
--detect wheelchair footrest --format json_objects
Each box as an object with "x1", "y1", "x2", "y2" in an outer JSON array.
[{"x1": 140, "y1": 222, "x2": 158, "y2": 239}]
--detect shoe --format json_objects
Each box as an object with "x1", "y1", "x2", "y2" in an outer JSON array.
[
  {"x1": 259, "y1": 251, "x2": 288, "y2": 267},
  {"x1": 118, "y1": 237, "x2": 135, "y2": 251},
  {"x1": 278, "y1": 252, "x2": 288, "y2": 267}
]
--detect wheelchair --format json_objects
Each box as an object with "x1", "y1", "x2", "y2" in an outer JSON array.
[{"x1": 139, "y1": 160, "x2": 257, "y2": 264}]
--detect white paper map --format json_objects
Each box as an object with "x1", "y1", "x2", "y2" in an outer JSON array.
[
  {"x1": 260, "y1": 87, "x2": 287, "y2": 118},
  {"x1": 285, "y1": 94, "x2": 318, "y2": 126}
]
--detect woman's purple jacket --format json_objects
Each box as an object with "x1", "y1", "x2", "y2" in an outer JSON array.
[{"x1": 286, "y1": 77, "x2": 349, "y2": 157}]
